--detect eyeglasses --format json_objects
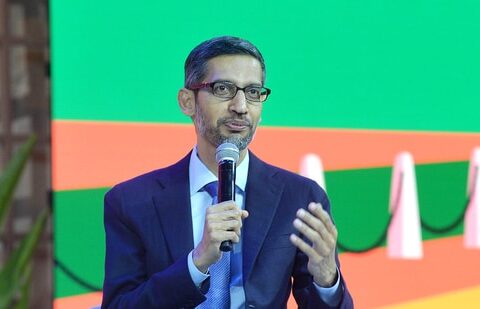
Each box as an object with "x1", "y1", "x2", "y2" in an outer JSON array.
[{"x1": 189, "y1": 81, "x2": 271, "y2": 103}]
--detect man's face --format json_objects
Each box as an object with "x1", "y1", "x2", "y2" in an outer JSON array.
[{"x1": 192, "y1": 55, "x2": 264, "y2": 151}]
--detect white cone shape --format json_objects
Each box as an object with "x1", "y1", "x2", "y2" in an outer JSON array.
[
  {"x1": 464, "y1": 147, "x2": 480, "y2": 249},
  {"x1": 299, "y1": 153, "x2": 326, "y2": 191},
  {"x1": 387, "y1": 152, "x2": 423, "y2": 259}
]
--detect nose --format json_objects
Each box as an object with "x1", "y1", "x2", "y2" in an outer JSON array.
[{"x1": 229, "y1": 89, "x2": 248, "y2": 114}]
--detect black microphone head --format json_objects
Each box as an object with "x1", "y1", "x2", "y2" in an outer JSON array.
[{"x1": 216, "y1": 142, "x2": 240, "y2": 164}]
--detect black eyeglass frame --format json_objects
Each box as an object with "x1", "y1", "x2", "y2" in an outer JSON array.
[{"x1": 189, "y1": 81, "x2": 271, "y2": 103}]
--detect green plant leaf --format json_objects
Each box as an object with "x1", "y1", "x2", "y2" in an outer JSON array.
[
  {"x1": 0, "y1": 135, "x2": 37, "y2": 231},
  {"x1": 0, "y1": 208, "x2": 48, "y2": 308},
  {"x1": 13, "y1": 263, "x2": 32, "y2": 309}
]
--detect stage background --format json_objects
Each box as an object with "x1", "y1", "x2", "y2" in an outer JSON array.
[{"x1": 51, "y1": 1, "x2": 480, "y2": 308}]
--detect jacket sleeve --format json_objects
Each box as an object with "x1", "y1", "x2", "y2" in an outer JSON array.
[
  {"x1": 291, "y1": 183, "x2": 354, "y2": 309},
  {"x1": 101, "y1": 186, "x2": 207, "y2": 309}
]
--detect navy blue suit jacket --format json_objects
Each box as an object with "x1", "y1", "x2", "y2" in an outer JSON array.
[{"x1": 102, "y1": 152, "x2": 353, "y2": 308}]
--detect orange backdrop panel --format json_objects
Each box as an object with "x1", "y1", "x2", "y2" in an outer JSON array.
[{"x1": 52, "y1": 120, "x2": 480, "y2": 191}]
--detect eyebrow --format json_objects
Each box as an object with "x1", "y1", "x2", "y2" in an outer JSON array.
[{"x1": 212, "y1": 79, "x2": 263, "y2": 87}]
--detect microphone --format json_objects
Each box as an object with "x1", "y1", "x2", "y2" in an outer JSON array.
[{"x1": 215, "y1": 142, "x2": 240, "y2": 252}]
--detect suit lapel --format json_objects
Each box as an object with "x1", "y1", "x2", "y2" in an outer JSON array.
[
  {"x1": 152, "y1": 153, "x2": 194, "y2": 262},
  {"x1": 243, "y1": 153, "x2": 284, "y2": 281}
]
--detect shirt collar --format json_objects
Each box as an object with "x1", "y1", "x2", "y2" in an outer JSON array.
[{"x1": 189, "y1": 146, "x2": 249, "y2": 195}]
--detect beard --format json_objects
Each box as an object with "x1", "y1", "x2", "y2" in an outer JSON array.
[{"x1": 195, "y1": 104, "x2": 256, "y2": 151}]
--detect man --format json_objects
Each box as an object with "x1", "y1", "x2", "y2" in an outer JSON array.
[{"x1": 102, "y1": 36, "x2": 353, "y2": 308}]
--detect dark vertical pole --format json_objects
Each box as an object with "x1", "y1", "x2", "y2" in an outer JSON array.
[
  {"x1": 0, "y1": 0, "x2": 11, "y2": 157},
  {"x1": 0, "y1": 0, "x2": 14, "y2": 255}
]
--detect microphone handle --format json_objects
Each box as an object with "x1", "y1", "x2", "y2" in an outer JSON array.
[{"x1": 218, "y1": 160, "x2": 236, "y2": 252}]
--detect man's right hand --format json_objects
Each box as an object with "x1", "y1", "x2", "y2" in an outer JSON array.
[{"x1": 192, "y1": 201, "x2": 249, "y2": 273}]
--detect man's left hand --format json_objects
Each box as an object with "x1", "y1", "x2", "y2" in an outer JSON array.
[{"x1": 290, "y1": 202, "x2": 338, "y2": 287}]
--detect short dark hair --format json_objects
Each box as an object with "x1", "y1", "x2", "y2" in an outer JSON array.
[{"x1": 184, "y1": 36, "x2": 266, "y2": 88}]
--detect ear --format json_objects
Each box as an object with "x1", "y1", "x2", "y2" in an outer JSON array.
[{"x1": 178, "y1": 88, "x2": 195, "y2": 117}]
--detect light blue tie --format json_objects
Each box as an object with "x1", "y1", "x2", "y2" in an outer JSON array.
[{"x1": 198, "y1": 181, "x2": 231, "y2": 309}]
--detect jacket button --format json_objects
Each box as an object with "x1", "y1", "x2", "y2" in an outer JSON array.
[{"x1": 248, "y1": 304, "x2": 256, "y2": 308}]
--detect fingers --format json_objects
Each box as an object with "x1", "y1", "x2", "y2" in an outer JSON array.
[
  {"x1": 206, "y1": 201, "x2": 244, "y2": 221},
  {"x1": 209, "y1": 219, "x2": 242, "y2": 234},
  {"x1": 205, "y1": 224, "x2": 241, "y2": 244},
  {"x1": 291, "y1": 202, "x2": 338, "y2": 257},
  {"x1": 307, "y1": 203, "x2": 337, "y2": 237},
  {"x1": 204, "y1": 201, "x2": 246, "y2": 244},
  {"x1": 293, "y1": 218, "x2": 332, "y2": 256},
  {"x1": 206, "y1": 228, "x2": 241, "y2": 243},
  {"x1": 296, "y1": 206, "x2": 336, "y2": 248},
  {"x1": 207, "y1": 202, "x2": 248, "y2": 219},
  {"x1": 290, "y1": 233, "x2": 320, "y2": 259},
  {"x1": 207, "y1": 201, "x2": 240, "y2": 214}
]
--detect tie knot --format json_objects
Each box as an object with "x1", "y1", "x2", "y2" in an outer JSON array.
[{"x1": 203, "y1": 181, "x2": 218, "y2": 199}]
